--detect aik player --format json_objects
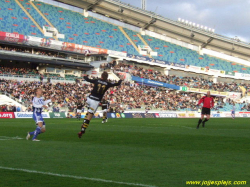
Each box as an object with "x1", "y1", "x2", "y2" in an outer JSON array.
[
  {"x1": 78, "y1": 72, "x2": 122, "y2": 138},
  {"x1": 101, "y1": 98, "x2": 109, "y2": 123},
  {"x1": 197, "y1": 91, "x2": 214, "y2": 129},
  {"x1": 76, "y1": 100, "x2": 84, "y2": 121}
]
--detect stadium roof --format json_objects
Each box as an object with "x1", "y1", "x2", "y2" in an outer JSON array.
[{"x1": 54, "y1": 0, "x2": 250, "y2": 62}]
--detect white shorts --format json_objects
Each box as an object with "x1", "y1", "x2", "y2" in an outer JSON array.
[
  {"x1": 103, "y1": 109, "x2": 108, "y2": 112},
  {"x1": 86, "y1": 97, "x2": 100, "y2": 114},
  {"x1": 77, "y1": 109, "x2": 82, "y2": 113}
]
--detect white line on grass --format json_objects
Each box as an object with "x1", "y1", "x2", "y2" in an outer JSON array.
[
  {"x1": 0, "y1": 136, "x2": 23, "y2": 140},
  {"x1": 0, "y1": 166, "x2": 157, "y2": 187}
]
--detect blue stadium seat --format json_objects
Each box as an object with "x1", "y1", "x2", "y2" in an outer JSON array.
[{"x1": 0, "y1": 0, "x2": 44, "y2": 37}]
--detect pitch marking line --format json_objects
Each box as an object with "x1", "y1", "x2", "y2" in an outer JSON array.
[
  {"x1": 0, "y1": 136, "x2": 23, "y2": 141},
  {"x1": 0, "y1": 166, "x2": 157, "y2": 187}
]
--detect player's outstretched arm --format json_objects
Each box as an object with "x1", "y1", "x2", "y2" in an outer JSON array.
[
  {"x1": 110, "y1": 79, "x2": 122, "y2": 87},
  {"x1": 83, "y1": 75, "x2": 96, "y2": 83}
]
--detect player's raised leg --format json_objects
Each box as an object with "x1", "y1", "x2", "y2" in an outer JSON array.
[{"x1": 78, "y1": 100, "x2": 98, "y2": 138}]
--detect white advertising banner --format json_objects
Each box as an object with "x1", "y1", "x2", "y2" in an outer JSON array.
[{"x1": 15, "y1": 112, "x2": 50, "y2": 118}]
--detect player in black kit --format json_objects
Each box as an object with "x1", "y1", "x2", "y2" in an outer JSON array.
[
  {"x1": 76, "y1": 100, "x2": 84, "y2": 121},
  {"x1": 78, "y1": 71, "x2": 122, "y2": 138},
  {"x1": 101, "y1": 98, "x2": 109, "y2": 123}
]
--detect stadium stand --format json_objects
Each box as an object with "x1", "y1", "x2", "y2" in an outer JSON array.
[
  {"x1": 0, "y1": 0, "x2": 44, "y2": 37},
  {"x1": 141, "y1": 34, "x2": 250, "y2": 74},
  {"x1": 19, "y1": 0, "x2": 49, "y2": 28},
  {"x1": 0, "y1": 66, "x2": 38, "y2": 76},
  {"x1": 33, "y1": 1, "x2": 139, "y2": 54},
  {"x1": 106, "y1": 62, "x2": 249, "y2": 92},
  {"x1": 1, "y1": 1, "x2": 250, "y2": 75},
  {"x1": 0, "y1": 79, "x2": 247, "y2": 112}
]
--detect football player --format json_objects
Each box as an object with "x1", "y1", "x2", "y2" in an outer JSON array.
[
  {"x1": 78, "y1": 72, "x2": 122, "y2": 138},
  {"x1": 26, "y1": 88, "x2": 54, "y2": 141},
  {"x1": 101, "y1": 98, "x2": 109, "y2": 123}
]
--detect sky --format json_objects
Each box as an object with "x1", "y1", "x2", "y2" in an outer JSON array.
[{"x1": 120, "y1": 0, "x2": 250, "y2": 43}]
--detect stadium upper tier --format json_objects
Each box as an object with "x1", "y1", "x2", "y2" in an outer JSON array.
[
  {"x1": 19, "y1": 0, "x2": 49, "y2": 28},
  {"x1": 1, "y1": 0, "x2": 250, "y2": 74},
  {"x1": 0, "y1": 0, "x2": 45, "y2": 37}
]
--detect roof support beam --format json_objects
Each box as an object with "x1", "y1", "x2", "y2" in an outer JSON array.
[
  {"x1": 142, "y1": 17, "x2": 156, "y2": 30},
  {"x1": 86, "y1": 0, "x2": 103, "y2": 10},
  {"x1": 201, "y1": 37, "x2": 214, "y2": 49}
]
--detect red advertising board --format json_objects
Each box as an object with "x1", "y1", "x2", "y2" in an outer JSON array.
[
  {"x1": 61, "y1": 42, "x2": 108, "y2": 54},
  {"x1": 0, "y1": 31, "x2": 26, "y2": 43},
  {"x1": 0, "y1": 112, "x2": 15, "y2": 118}
]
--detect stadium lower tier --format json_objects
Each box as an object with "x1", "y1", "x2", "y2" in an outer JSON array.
[
  {"x1": 0, "y1": 79, "x2": 248, "y2": 112},
  {"x1": 0, "y1": 0, "x2": 250, "y2": 74}
]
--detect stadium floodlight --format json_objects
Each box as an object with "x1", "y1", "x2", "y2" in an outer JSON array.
[
  {"x1": 204, "y1": 26, "x2": 207, "y2": 30},
  {"x1": 193, "y1": 23, "x2": 196, "y2": 27},
  {"x1": 189, "y1": 22, "x2": 192, "y2": 25},
  {"x1": 212, "y1": 29, "x2": 215, "y2": 33},
  {"x1": 182, "y1": 19, "x2": 185, "y2": 23},
  {"x1": 197, "y1": 24, "x2": 200, "y2": 28},
  {"x1": 178, "y1": 18, "x2": 181, "y2": 22},
  {"x1": 201, "y1": 25, "x2": 204, "y2": 29},
  {"x1": 185, "y1": 20, "x2": 188, "y2": 24},
  {"x1": 208, "y1": 28, "x2": 211, "y2": 32}
]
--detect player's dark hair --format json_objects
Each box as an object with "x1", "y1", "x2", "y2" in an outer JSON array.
[
  {"x1": 101, "y1": 71, "x2": 108, "y2": 81},
  {"x1": 34, "y1": 88, "x2": 40, "y2": 94}
]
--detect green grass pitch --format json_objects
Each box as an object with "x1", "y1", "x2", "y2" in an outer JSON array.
[{"x1": 0, "y1": 118, "x2": 249, "y2": 187}]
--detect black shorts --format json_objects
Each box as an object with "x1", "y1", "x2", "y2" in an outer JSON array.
[{"x1": 201, "y1": 107, "x2": 211, "y2": 115}]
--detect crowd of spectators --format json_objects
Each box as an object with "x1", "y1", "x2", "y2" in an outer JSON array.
[
  {"x1": 0, "y1": 78, "x2": 247, "y2": 112},
  {"x1": 0, "y1": 66, "x2": 38, "y2": 76},
  {"x1": 0, "y1": 45, "x2": 66, "y2": 59},
  {"x1": 108, "y1": 62, "x2": 250, "y2": 93},
  {"x1": 0, "y1": 105, "x2": 21, "y2": 112}
]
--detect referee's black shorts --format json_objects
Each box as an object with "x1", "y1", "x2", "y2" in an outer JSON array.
[{"x1": 201, "y1": 107, "x2": 211, "y2": 115}]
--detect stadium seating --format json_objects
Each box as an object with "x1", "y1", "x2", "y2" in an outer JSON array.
[
  {"x1": 33, "y1": 2, "x2": 139, "y2": 55},
  {"x1": 19, "y1": 0, "x2": 49, "y2": 28},
  {"x1": 141, "y1": 34, "x2": 250, "y2": 74},
  {"x1": 123, "y1": 28, "x2": 145, "y2": 47},
  {"x1": 65, "y1": 74, "x2": 77, "y2": 80},
  {"x1": 0, "y1": 0, "x2": 44, "y2": 37},
  {"x1": 1, "y1": 1, "x2": 250, "y2": 74}
]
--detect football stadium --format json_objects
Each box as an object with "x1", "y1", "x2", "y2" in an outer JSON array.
[{"x1": 0, "y1": 0, "x2": 249, "y2": 186}]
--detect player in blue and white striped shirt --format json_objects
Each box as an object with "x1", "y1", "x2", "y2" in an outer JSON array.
[
  {"x1": 26, "y1": 88, "x2": 54, "y2": 141},
  {"x1": 231, "y1": 103, "x2": 236, "y2": 120}
]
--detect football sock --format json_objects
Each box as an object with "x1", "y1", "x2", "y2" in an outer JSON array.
[
  {"x1": 84, "y1": 112, "x2": 89, "y2": 119},
  {"x1": 81, "y1": 119, "x2": 90, "y2": 133},
  {"x1": 203, "y1": 119, "x2": 209, "y2": 123},
  {"x1": 32, "y1": 126, "x2": 41, "y2": 140},
  {"x1": 198, "y1": 119, "x2": 202, "y2": 125}
]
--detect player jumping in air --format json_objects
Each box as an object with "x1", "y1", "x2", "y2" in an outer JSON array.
[
  {"x1": 196, "y1": 91, "x2": 214, "y2": 129},
  {"x1": 78, "y1": 72, "x2": 122, "y2": 138},
  {"x1": 101, "y1": 98, "x2": 109, "y2": 123},
  {"x1": 26, "y1": 88, "x2": 54, "y2": 141},
  {"x1": 231, "y1": 103, "x2": 236, "y2": 119}
]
